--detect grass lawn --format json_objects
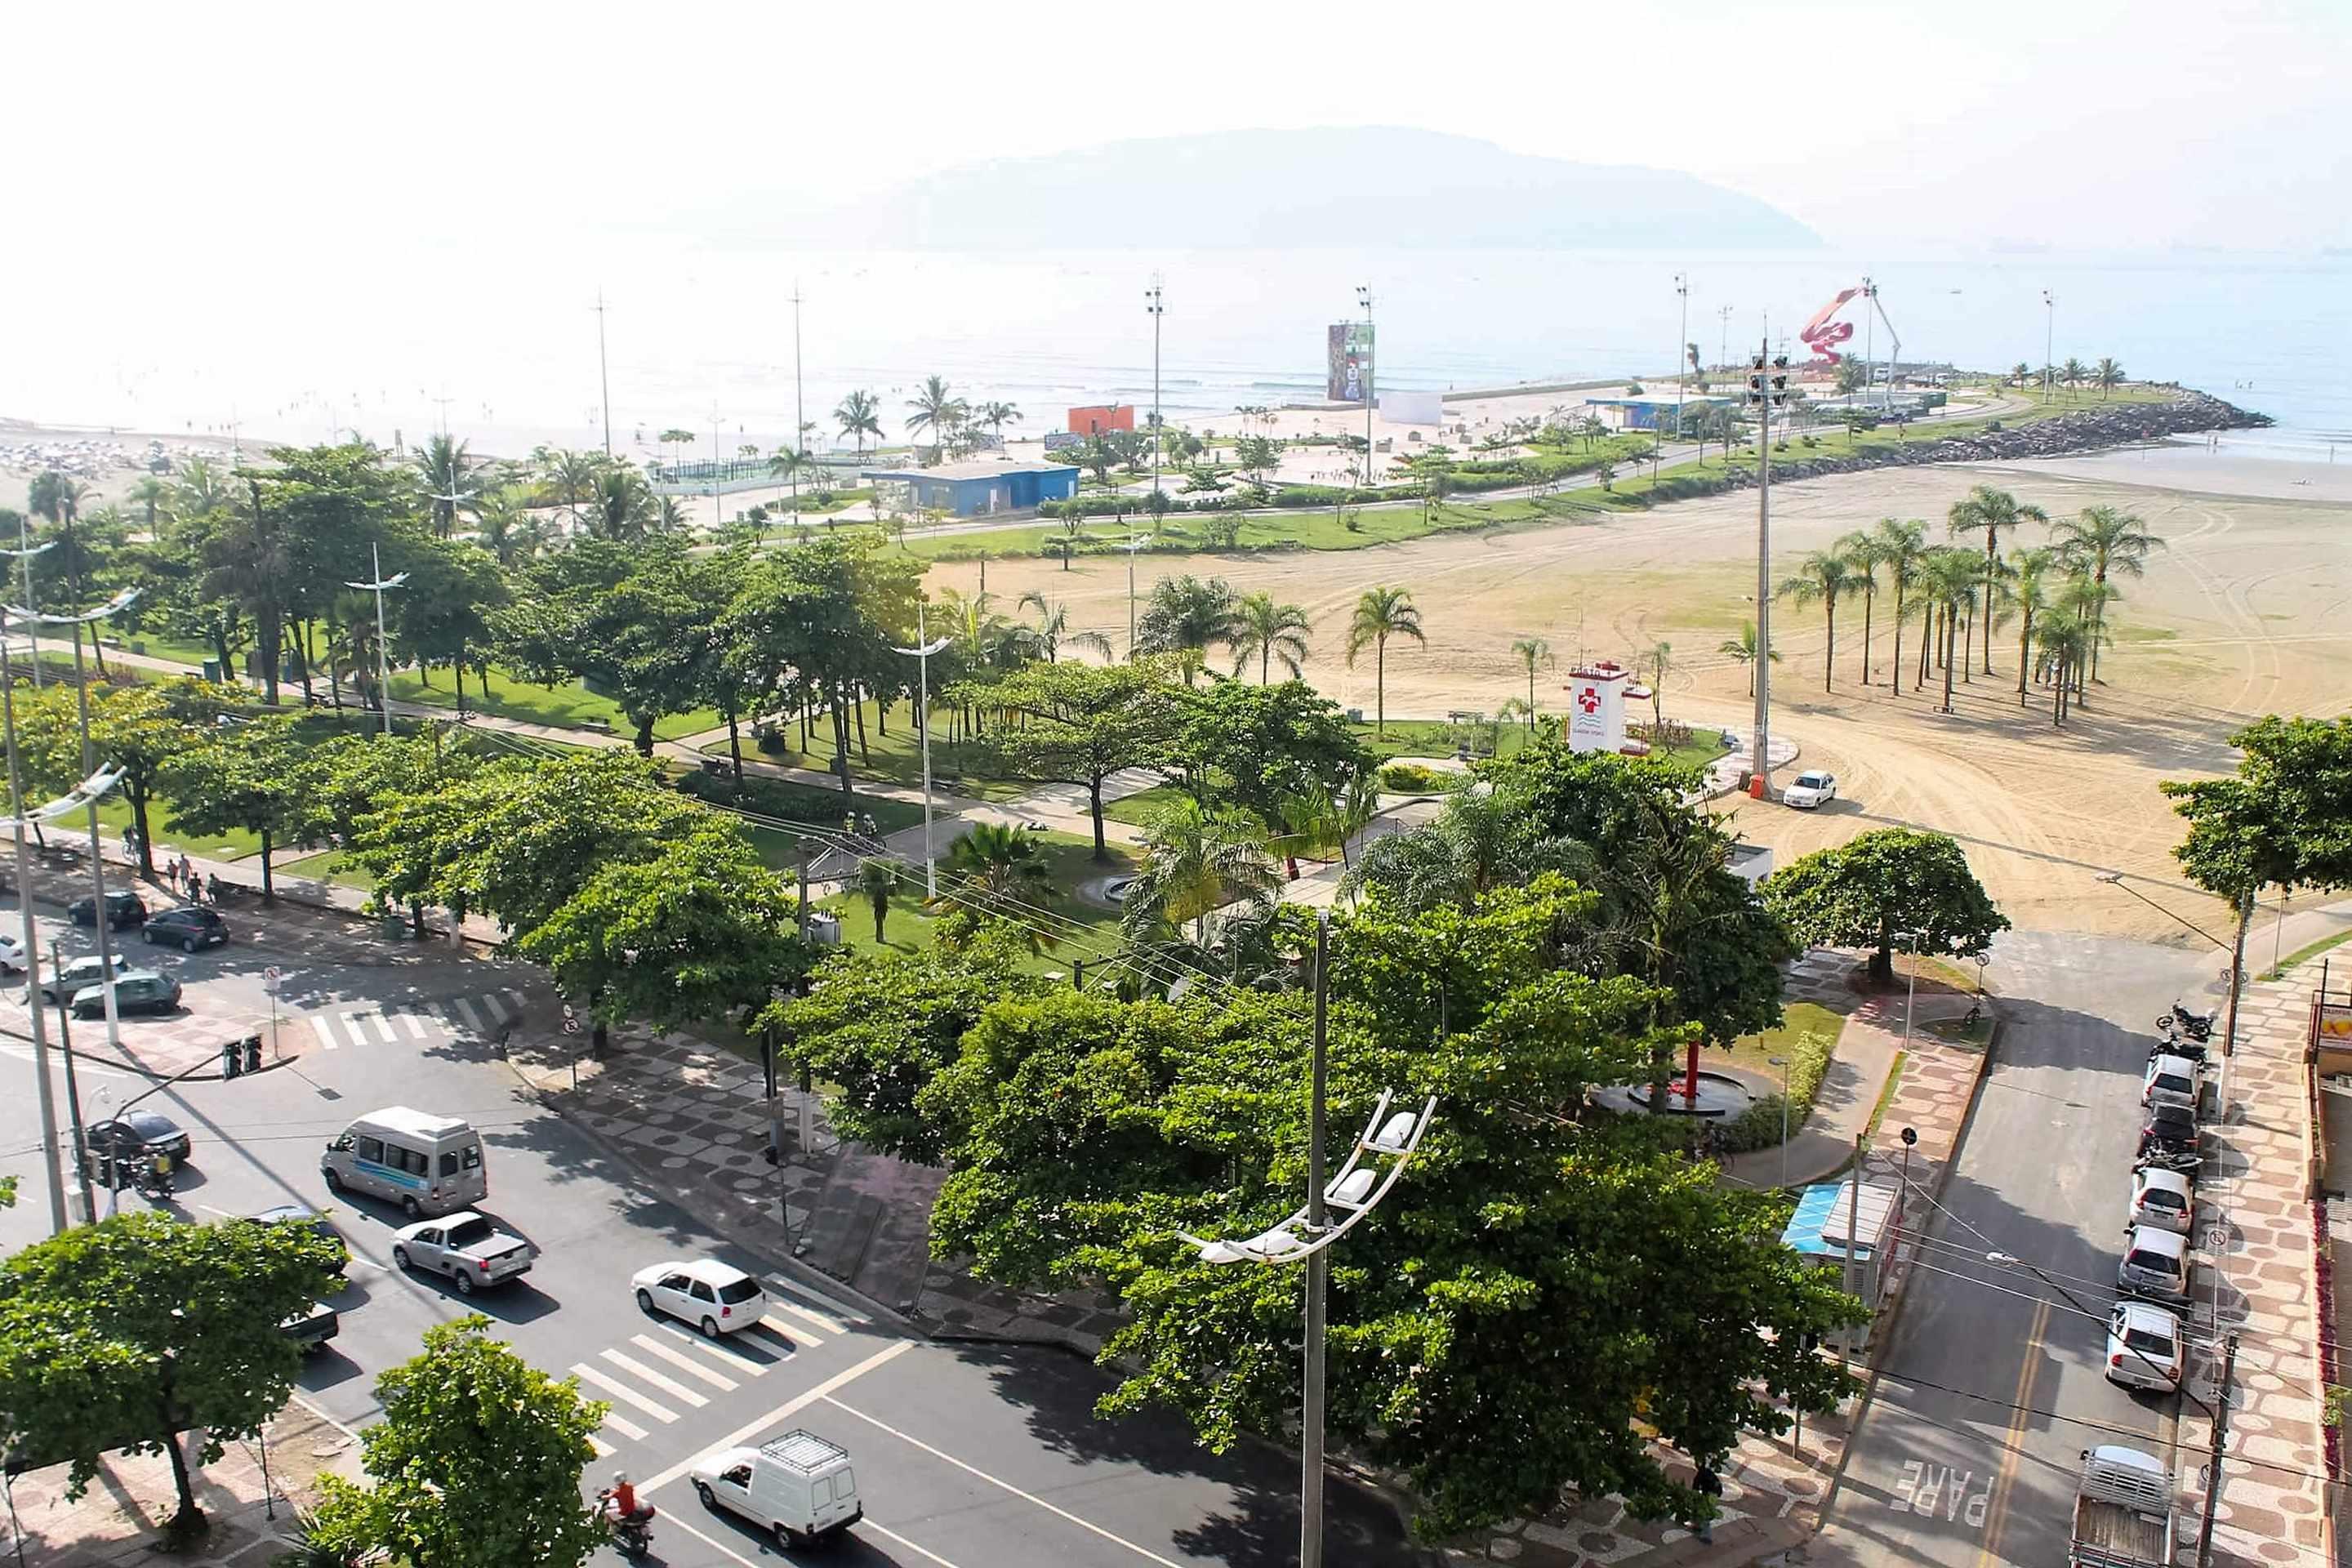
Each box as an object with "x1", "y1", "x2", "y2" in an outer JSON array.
[
  {"x1": 702, "y1": 703, "x2": 1036, "y2": 804},
  {"x1": 817, "y1": 829, "x2": 1137, "y2": 976},
  {"x1": 278, "y1": 849, "x2": 378, "y2": 892},
  {"x1": 1102, "y1": 782, "x2": 1188, "y2": 827},
  {"x1": 108, "y1": 798, "x2": 263, "y2": 861},
  {"x1": 1715, "y1": 1000, "x2": 1849, "y2": 1080},
  {"x1": 1351, "y1": 717, "x2": 1539, "y2": 764},
  {"x1": 2261, "y1": 926, "x2": 2352, "y2": 983},
  {"x1": 385, "y1": 666, "x2": 718, "y2": 741}
]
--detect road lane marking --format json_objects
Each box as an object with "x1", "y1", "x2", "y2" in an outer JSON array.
[
  {"x1": 340, "y1": 1013, "x2": 368, "y2": 1049},
  {"x1": 655, "y1": 1321, "x2": 773, "y2": 1375},
  {"x1": 309, "y1": 1017, "x2": 339, "y2": 1050},
  {"x1": 822, "y1": 1395, "x2": 1186, "y2": 1568},
  {"x1": 860, "y1": 1519, "x2": 964, "y2": 1568},
  {"x1": 746, "y1": 1316, "x2": 817, "y2": 1351},
  {"x1": 762, "y1": 1279, "x2": 852, "y2": 1334},
  {"x1": 657, "y1": 1509, "x2": 765, "y2": 1568},
  {"x1": 640, "y1": 1339, "x2": 910, "y2": 1496},
  {"x1": 1973, "y1": 1295, "x2": 2050, "y2": 1567},
  {"x1": 367, "y1": 1012, "x2": 398, "y2": 1045},
  {"x1": 631, "y1": 1333, "x2": 739, "y2": 1390},
  {"x1": 502, "y1": 987, "x2": 528, "y2": 1018},
  {"x1": 599, "y1": 1410, "x2": 648, "y2": 1442},
  {"x1": 570, "y1": 1362, "x2": 679, "y2": 1423},
  {"x1": 451, "y1": 996, "x2": 484, "y2": 1032},
  {"x1": 398, "y1": 1009, "x2": 429, "y2": 1039},
  {"x1": 589, "y1": 1434, "x2": 614, "y2": 1458},
  {"x1": 599, "y1": 1348, "x2": 710, "y2": 1408}
]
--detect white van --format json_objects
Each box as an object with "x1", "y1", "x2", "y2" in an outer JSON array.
[
  {"x1": 690, "y1": 1430, "x2": 862, "y2": 1549},
  {"x1": 320, "y1": 1107, "x2": 488, "y2": 1218}
]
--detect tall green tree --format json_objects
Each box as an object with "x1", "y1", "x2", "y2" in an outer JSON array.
[
  {"x1": 2002, "y1": 546, "x2": 2058, "y2": 705},
  {"x1": 390, "y1": 540, "x2": 511, "y2": 713},
  {"x1": 1227, "y1": 591, "x2": 1312, "y2": 683},
  {"x1": 500, "y1": 545, "x2": 718, "y2": 755},
  {"x1": 1166, "y1": 679, "x2": 1373, "y2": 835},
  {"x1": 1717, "y1": 619, "x2": 1780, "y2": 697},
  {"x1": 1945, "y1": 484, "x2": 2048, "y2": 675},
  {"x1": 937, "y1": 822, "x2": 1058, "y2": 940},
  {"x1": 413, "y1": 433, "x2": 481, "y2": 539},
  {"x1": 2094, "y1": 357, "x2": 2125, "y2": 397},
  {"x1": 0, "y1": 1212, "x2": 341, "y2": 1539},
  {"x1": 1871, "y1": 516, "x2": 1928, "y2": 695},
  {"x1": 1344, "y1": 585, "x2": 1425, "y2": 736},
  {"x1": 905, "y1": 375, "x2": 965, "y2": 458},
  {"x1": 834, "y1": 390, "x2": 884, "y2": 457},
  {"x1": 1134, "y1": 575, "x2": 1241, "y2": 679},
  {"x1": 1013, "y1": 590, "x2": 1111, "y2": 665},
  {"x1": 304, "y1": 1317, "x2": 609, "y2": 1568},
  {"x1": 1777, "y1": 550, "x2": 1858, "y2": 693},
  {"x1": 1833, "y1": 528, "x2": 1886, "y2": 686},
  {"x1": 980, "y1": 660, "x2": 1178, "y2": 859},
  {"x1": 1762, "y1": 827, "x2": 2010, "y2": 987},
  {"x1": 1509, "y1": 636, "x2": 1552, "y2": 728},
  {"x1": 160, "y1": 715, "x2": 319, "y2": 898},
  {"x1": 15, "y1": 676, "x2": 236, "y2": 879},
  {"x1": 1117, "y1": 797, "x2": 1279, "y2": 948}
]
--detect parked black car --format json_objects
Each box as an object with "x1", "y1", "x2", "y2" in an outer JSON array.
[
  {"x1": 68, "y1": 891, "x2": 147, "y2": 930},
  {"x1": 83, "y1": 1110, "x2": 192, "y2": 1162},
  {"x1": 2137, "y1": 1102, "x2": 2198, "y2": 1156},
  {"x1": 143, "y1": 906, "x2": 229, "y2": 953}
]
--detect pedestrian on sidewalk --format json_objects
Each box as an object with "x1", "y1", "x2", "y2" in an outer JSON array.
[
  {"x1": 206, "y1": 871, "x2": 224, "y2": 905},
  {"x1": 859, "y1": 812, "x2": 877, "y2": 840},
  {"x1": 177, "y1": 853, "x2": 196, "y2": 896},
  {"x1": 1692, "y1": 1463, "x2": 1722, "y2": 1543}
]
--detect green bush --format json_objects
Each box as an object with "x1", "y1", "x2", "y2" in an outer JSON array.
[
  {"x1": 1719, "y1": 1094, "x2": 1789, "y2": 1153},
  {"x1": 1378, "y1": 761, "x2": 1464, "y2": 794}
]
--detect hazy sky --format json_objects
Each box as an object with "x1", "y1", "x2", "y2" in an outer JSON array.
[{"x1": 13, "y1": 0, "x2": 2348, "y2": 252}]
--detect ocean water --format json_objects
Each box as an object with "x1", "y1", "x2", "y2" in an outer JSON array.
[{"x1": 10, "y1": 239, "x2": 2345, "y2": 463}]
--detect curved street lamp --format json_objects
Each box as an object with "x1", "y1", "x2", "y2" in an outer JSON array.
[
  {"x1": 890, "y1": 599, "x2": 952, "y2": 898},
  {"x1": 345, "y1": 544, "x2": 409, "y2": 737}
]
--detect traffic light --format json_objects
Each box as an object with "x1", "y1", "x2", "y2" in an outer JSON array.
[
  {"x1": 1771, "y1": 356, "x2": 1791, "y2": 408},
  {"x1": 1744, "y1": 354, "x2": 1767, "y2": 408},
  {"x1": 243, "y1": 1034, "x2": 263, "y2": 1075},
  {"x1": 220, "y1": 1039, "x2": 243, "y2": 1079}
]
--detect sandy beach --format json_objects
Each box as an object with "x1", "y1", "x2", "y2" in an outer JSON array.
[{"x1": 935, "y1": 452, "x2": 2352, "y2": 946}]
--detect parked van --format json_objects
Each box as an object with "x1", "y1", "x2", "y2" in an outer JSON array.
[
  {"x1": 320, "y1": 1107, "x2": 487, "y2": 1217},
  {"x1": 690, "y1": 1429, "x2": 862, "y2": 1549}
]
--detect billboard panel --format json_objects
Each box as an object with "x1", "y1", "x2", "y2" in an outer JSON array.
[
  {"x1": 1326, "y1": 322, "x2": 1374, "y2": 403},
  {"x1": 1380, "y1": 390, "x2": 1442, "y2": 426}
]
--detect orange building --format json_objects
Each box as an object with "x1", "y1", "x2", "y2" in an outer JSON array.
[{"x1": 1067, "y1": 403, "x2": 1135, "y2": 435}]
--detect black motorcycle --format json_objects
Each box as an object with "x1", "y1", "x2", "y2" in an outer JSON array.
[
  {"x1": 2158, "y1": 1000, "x2": 2215, "y2": 1040},
  {"x1": 596, "y1": 1491, "x2": 654, "y2": 1557}
]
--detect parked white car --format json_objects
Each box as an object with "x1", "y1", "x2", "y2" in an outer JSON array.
[
  {"x1": 631, "y1": 1258, "x2": 768, "y2": 1337},
  {"x1": 2141, "y1": 1052, "x2": 2203, "y2": 1111},
  {"x1": 1782, "y1": 771, "x2": 1838, "y2": 809},
  {"x1": 0, "y1": 933, "x2": 22, "y2": 973},
  {"x1": 2105, "y1": 1301, "x2": 2185, "y2": 1392},
  {"x1": 2128, "y1": 1165, "x2": 2194, "y2": 1236}
]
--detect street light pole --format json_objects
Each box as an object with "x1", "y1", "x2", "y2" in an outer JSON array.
[
  {"x1": 891, "y1": 601, "x2": 951, "y2": 899},
  {"x1": 1749, "y1": 336, "x2": 1775, "y2": 800},
  {"x1": 344, "y1": 546, "x2": 408, "y2": 737},
  {"x1": 595, "y1": 288, "x2": 613, "y2": 460},
  {"x1": 1355, "y1": 287, "x2": 1374, "y2": 488},
  {"x1": 791, "y1": 283, "x2": 806, "y2": 531},
  {"x1": 1120, "y1": 533, "x2": 1154, "y2": 657},
  {"x1": 2042, "y1": 289, "x2": 2056, "y2": 402},
  {"x1": 1768, "y1": 1054, "x2": 1790, "y2": 1190},
  {"x1": 0, "y1": 610, "x2": 65, "y2": 1233},
  {"x1": 1146, "y1": 278, "x2": 1164, "y2": 505},
  {"x1": 1674, "y1": 271, "x2": 1690, "y2": 448},
  {"x1": 1302, "y1": 913, "x2": 1330, "y2": 1568}
]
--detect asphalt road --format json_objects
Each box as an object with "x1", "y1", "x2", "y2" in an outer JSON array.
[
  {"x1": 0, "y1": 898, "x2": 1426, "y2": 1568},
  {"x1": 1824, "y1": 928, "x2": 2221, "y2": 1566}
]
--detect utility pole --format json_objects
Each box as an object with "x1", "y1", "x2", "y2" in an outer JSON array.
[
  {"x1": 1355, "y1": 287, "x2": 1374, "y2": 490},
  {"x1": 891, "y1": 602, "x2": 951, "y2": 898},
  {"x1": 2195, "y1": 1333, "x2": 2238, "y2": 1568},
  {"x1": 1120, "y1": 533, "x2": 1152, "y2": 654},
  {"x1": 1840, "y1": 1132, "x2": 1862, "y2": 1370},
  {"x1": 1673, "y1": 272, "x2": 1690, "y2": 448},
  {"x1": 1745, "y1": 341, "x2": 1786, "y2": 799},
  {"x1": 1301, "y1": 912, "x2": 1331, "y2": 1568},
  {"x1": 1717, "y1": 305, "x2": 1733, "y2": 383},
  {"x1": 0, "y1": 635, "x2": 65, "y2": 1232},
  {"x1": 710, "y1": 403, "x2": 724, "y2": 530},
  {"x1": 1862, "y1": 276, "x2": 1876, "y2": 412},
  {"x1": 791, "y1": 282, "x2": 806, "y2": 530},
  {"x1": 2042, "y1": 289, "x2": 2056, "y2": 402},
  {"x1": 595, "y1": 288, "x2": 613, "y2": 459},
  {"x1": 1146, "y1": 277, "x2": 1165, "y2": 505}
]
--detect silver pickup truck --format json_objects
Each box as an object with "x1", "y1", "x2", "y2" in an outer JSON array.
[{"x1": 390, "y1": 1211, "x2": 537, "y2": 1294}]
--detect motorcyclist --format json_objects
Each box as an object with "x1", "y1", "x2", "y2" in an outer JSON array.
[
  {"x1": 605, "y1": 1472, "x2": 653, "y2": 1526},
  {"x1": 146, "y1": 1148, "x2": 174, "y2": 1196}
]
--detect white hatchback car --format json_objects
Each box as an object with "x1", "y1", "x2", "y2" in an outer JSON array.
[
  {"x1": 1782, "y1": 771, "x2": 1838, "y2": 809},
  {"x1": 2105, "y1": 1300, "x2": 2185, "y2": 1392},
  {"x1": 632, "y1": 1258, "x2": 768, "y2": 1337},
  {"x1": 2129, "y1": 1165, "x2": 2194, "y2": 1236}
]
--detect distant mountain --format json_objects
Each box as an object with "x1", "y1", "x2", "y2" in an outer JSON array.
[{"x1": 789, "y1": 127, "x2": 1820, "y2": 251}]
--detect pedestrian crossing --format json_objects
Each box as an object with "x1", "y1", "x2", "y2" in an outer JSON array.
[
  {"x1": 575, "y1": 1280, "x2": 858, "y2": 1456},
  {"x1": 303, "y1": 989, "x2": 528, "y2": 1051}
]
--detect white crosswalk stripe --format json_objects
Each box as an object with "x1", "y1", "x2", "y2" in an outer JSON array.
[
  {"x1": 310, "y1": 1016, "x2": 339, "y2": 1051},
  {"x1": 451, "y1": 996, "x2": 485, "y2": 1032},
  {"x1": 742, "y1": 1318, "x2": 813, "y2": 1352},
  {"x1": 341, "y1": 1013, "x2": 369, "y2": 1048},
  {"x1": 589, "y1": 1434, "x2": 615, "y2": 1459},
  {"x1": 630, "y1": 1333, "x2": 740, "y2": 1391},
  {"x1": 397, "y1": 1009, "x2": 429, "y2": 1040},
  {"x1": 367, "y1": 1012, "x2": 398, "y2": 1045},
  {"x1": 762, "y1": 1282, "x2": 851, "y2": 1336},
  {"x1": 598, "y1": 1348, "x2": 710, "y2": 1409},
  {"x1": 599, "y1": 1410, "x2": 648, "y2": 1442},
  {"x1": 570, "y1": 1362, "x2": 678, "y2": 1423},
  {"x1": 653, "y1": 1321, "x2": 779, "y2": 1374}
]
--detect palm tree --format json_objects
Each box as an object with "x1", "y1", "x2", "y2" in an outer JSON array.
[
  {"x1": 1777, "y1": 550, "x2": 1860, "y2": 693},
  {"x1": 1911, "y1": 548, "x2": 1983, "y2": 714},
  {"x1": 766, "y1": 445, "x2": 813, "y2": 486},
  {"x1": 2052, "y1": 572, "x2": 2117, "y2": 706},
  {"x1": 2094, "y1": 358, "x2": 2125, "y2": 399},
  {"x1": 1509, "y1": 636, "x2": 1552, "y2": 728},
  {"x1": 1872, "y1": 517, "x2": 1928, "y2": 695},
  {"x1": 1644, "y1": 641, "x2": 1672, "y2": 727},
  {"x1": 905, "y1": 376, "x2": 964, "y2": 461},
  {"x1": 592, "y1": 466, "x2": 657, "y2": 541},
  {"x1": 1015, "y1": 590, "x2": 1111, "y2": 664},
  {"x1": 2049, "y1": 504, "x2": 2160, "y2": 684},
  {"x1": 2035, "y1": 611, "x2": 2094, "y2": 727},
  {"x1": 938, "y1": 822, "x2": 1058, "y2": 942},
  {"x1": 1344, "y1": 586, "x2": 1426, "y2": 736},
  {"x1": 975, "y1": 401, "x2": 1022, "y2": 448},
  {"x1": 120, "y1": 475, "x2": 173, "y2": 534},
  {"x1": 937, "y1": 587, "x2": 1023, "y2": 670},
  {"x1": 472, "y1": 487, "x2": 546, "y2": 567},
  {"x1": 1134, "y1": 575, "x2": 1242, "y2": 678},
  {"x1": 854, "y1": 858, "x2": 898, "y2": 944},
  {"x1": 1229, "y1": 592, "x2": 1312, "y2": 682},
  {"x1": 1835, "y1": 528, "x2": 1886, "y2": 687},
  {"x1": 2060, "y1": 357, "x2": 2089, "y2": 401},
  {"x1": 2003, "y1": 547, "x2": 2057, "y2": 705},
  {"x1": 1946, "y1": 484, "x2": 2048, "y2": 675},
  {"x1": 539, "y1": 448, "x2": 605, "y2": 526},
  {"x1": 2010, "y1": 362, "x2": 2033, "y2": 390},
  {"x1": 173, "y1": 456, "x2": 229, "y2": 519},
  {"x1": 834, "y1": 390, "x2": 884, "y2": 459},
  {"x1": 1120, "y1": 799, "x2": 1280, "y2": 947},
  {"x1": 415, "y1": 433, "x2": 480, "y2": 539},
  {"x1": 1717, "y1": 619, "x2": 1780, "y2": 697}
]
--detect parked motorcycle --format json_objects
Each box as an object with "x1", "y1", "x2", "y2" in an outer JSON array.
[
  {"x1": 2149, "y1": 1033, "x2": 2209, "y2": 1066},
  {"x1": 2135, "y1": 1147, "x2": 2201, "y2": 1175},
  {"x1": 2158, "y1": 1000, "x2": 2215, "y2": 1041}
]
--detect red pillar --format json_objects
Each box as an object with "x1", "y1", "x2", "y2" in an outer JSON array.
[{"x1": 1685, "y1": 1037, "x2": 1701, "y2": 1102}]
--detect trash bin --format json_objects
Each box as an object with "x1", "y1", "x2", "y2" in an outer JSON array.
[
  {"x1": 380, "y1": 914, "x2": 409, "y2": 941},
  {"x1": 202, "y1": 659, "x2": 222, "y2": 683}
]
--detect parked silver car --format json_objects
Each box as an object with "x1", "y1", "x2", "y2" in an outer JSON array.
[
  {"x1": 2118, "y1": 1224, "x2": 2190, "y2": 1304},
  {"x1": 2128, "y1": 1166, "x2": 2193, "y2": 1236},
  {"x1": 2105, "y1": 1301, "x2": 2184, "y2": 1392}
]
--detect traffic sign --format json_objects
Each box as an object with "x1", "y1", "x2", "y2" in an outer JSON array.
[
  {"x1": 264, "y1": 965, "x2": 283, "y2": 981},
  {"x1": 562, "y1": 1018, "x2": 581, "y2": 1036}
]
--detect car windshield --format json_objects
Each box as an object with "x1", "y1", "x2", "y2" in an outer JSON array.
[
  {"x1": 2127, "y1": 1250, "x2": 2175, "y2": 1272},
  {"x1": 2125, "y1": 1328, "x2": 2174, "y2": 1356},
  {"x1": 1797, "y1": 773, "x2": 1828, "y2": 787},
  {"x1": 446, "y1": 1217, "x2": 493, "y2": 1248},
  {"x1": 127, "y1": 1112, "x2": 177, "y2": 1138},
  {"x1": 2144, "y1": 1189, "x2": 2185, "y2": 1210},
  {"x1": 716, "y1": 1277, "x2": 762, "y2": 1304}
]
